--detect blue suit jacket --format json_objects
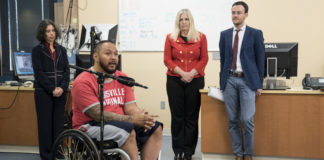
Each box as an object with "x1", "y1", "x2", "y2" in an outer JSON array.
[{"x1": 219, "y1": 25, "x2": 265, "y2": 91}]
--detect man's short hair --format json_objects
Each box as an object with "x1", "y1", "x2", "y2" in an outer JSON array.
[
  {"x1": 95, "y1": 40, "x2": 115, "y2": 53},
  {"x1": 232, "y1": 1, "x2": 249, "y2": 13}
]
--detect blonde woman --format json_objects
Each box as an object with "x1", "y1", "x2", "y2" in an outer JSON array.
[{"x1": 164, "y1": 8, "x2": 208, "y2": 160}]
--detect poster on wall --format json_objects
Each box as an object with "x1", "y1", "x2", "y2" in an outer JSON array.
[
  {"x1": 57, "y1": 25, "x2": 79, "y2": 80},
  {"x1": 57, "y1": 25, "x2": 79, "y2": 65}
]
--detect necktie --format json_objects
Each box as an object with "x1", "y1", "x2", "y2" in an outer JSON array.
[{"x1": 231, "y1": 29, "x2": 240, "y2": 70}]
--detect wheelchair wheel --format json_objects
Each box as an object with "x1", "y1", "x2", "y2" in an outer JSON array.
[{"x1": 51, "y1": 129, "x2": 100, "y2": 160}]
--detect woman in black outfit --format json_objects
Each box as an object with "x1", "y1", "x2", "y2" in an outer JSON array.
[{"x1": 32, "y1": 19, "x2": 70, "y2": 160}]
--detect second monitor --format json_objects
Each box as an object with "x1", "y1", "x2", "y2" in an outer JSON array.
[
  {"x1": 264, "y1": 42, "x2": 298, "y2": 79},
  {"x1": 263, "y1": 42, "x2": 298, "y2": 89}
]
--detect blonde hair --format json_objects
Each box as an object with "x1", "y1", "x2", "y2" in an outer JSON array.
[{"x1": 170, "y1": 9, "x2": 200, "y2": 42}]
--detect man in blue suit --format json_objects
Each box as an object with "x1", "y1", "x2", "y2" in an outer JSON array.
[{"x1": 219, "y1": 1, "x2": 265, "y2": 160}]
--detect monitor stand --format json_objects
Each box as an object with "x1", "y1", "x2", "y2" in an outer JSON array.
[
  {"x1": 263, "y1": 57, "x2": 289, "y2": 90},
  {"x1": 18, "y1": 75, "x2": 34, "y2": 82},
  {"x1": 263, "y1": 78, "x2": 289, "y2": 90}
]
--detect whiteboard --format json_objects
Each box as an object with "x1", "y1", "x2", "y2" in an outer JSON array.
[{"x1": 118, "y1": 0, "x2": 235, "y2": 51}]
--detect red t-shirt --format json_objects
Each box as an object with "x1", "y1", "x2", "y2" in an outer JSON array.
[{"x1": 72, "y1": 69, "x2": 136, "y2": 129}]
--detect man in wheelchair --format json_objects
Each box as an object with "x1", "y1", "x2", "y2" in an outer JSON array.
[{"x1": 71, "y1": 40, "x2": 163, "y2": 160}]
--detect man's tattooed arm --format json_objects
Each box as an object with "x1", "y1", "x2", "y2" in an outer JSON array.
[{"x1": 85, "y1": 105, "x2": 133, "y2": 123}]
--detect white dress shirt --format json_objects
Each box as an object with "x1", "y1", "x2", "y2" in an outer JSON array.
[{"x1": 232, "y1": 24, "x2": 246, "y2": 72}]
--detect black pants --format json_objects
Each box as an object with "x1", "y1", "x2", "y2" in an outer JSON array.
[
  {"x1": 166, "y1": 75, "x2": 205, "y2": 155},
  {"x1": 34, "y1": 89, "x2": 66, "y2": 160}
]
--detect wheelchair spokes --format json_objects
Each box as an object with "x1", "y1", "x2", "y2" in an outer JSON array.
[{"x1": 52, "y1": 130, "x2": 100, "y2": 160}]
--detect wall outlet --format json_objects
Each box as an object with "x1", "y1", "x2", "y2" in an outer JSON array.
[
  {"x1": 213, "y1": 51, "x2": 220, "y2": 60},
  {"x1": 160, "y1": 101, "x2": 165, "y2": 110}
]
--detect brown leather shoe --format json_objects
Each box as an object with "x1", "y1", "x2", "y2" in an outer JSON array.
[
  {"x1": 235, "y1": 156, "x2": 243, "y2": 160},
  {"x1": 244, "y1": 155, "x2": 253, "y2": 160}
]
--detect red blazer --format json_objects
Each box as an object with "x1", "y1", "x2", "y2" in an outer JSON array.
[{"x1": 164, "y1": 32, "x2": 208, "y2": 77}]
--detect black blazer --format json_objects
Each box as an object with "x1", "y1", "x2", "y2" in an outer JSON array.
[{"x1": 32, "y1": 43, "x2": 70, "y2": 94}]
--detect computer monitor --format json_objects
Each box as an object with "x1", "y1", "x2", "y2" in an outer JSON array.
[
  {"x1": 12, "y1": 51, "x2": 34, "y2": 81},
  {"x1": 264, "y1": 42, "x2": 298, "y2": 79},
  {"x1": 74, "y1": 54, "x2": 121, "y2": 78}
]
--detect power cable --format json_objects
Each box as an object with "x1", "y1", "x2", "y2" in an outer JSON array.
[{"x1": 0, "y1": 86, "x2": 20, "y2": 110}]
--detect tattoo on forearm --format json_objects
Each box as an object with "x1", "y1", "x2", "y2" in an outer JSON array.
[
  {"x1": 127, "y1": 115, "x2": 132, "y2": 122},
  {"x1": 86, "y1": 106, "x2": 132, "y2": 123},
  {"x1": 104, "y1": 112, "x2": 132, "y2": 123}
]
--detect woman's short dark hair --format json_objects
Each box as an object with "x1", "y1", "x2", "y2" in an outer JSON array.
[
  {"x1": 232, "y1": 1, "x2": 249, "y2": 13},
  {"x1": 36, "y1": 19, "x2": 61, "y2": 42}
]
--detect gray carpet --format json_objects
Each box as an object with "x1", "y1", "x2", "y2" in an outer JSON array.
[
  {"x1": 0, "y1": 136, "x2": 202, "y2": 160},
  {"x1": 0, "y1": 153, "x2": 40, "y2": 160}
]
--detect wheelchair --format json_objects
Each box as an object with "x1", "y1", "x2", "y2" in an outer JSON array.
[{"x1": 50, "y1": 111, "x2": 130, "y2": 160}]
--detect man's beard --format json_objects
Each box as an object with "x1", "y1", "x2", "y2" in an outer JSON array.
[
  {"x1": 232, "y1": 18, "x2": 243, "y2": 26},
  {"x1": 99, "y1": 59, "x2": 117, "y2": 74}
]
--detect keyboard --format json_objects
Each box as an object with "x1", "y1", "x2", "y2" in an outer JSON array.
[
  {"x1": 263, "y1": 86, "x2": 289, "y2": 90},
  {"x1": 10, "y1": 82, "x2": 23, "y2": 86}
]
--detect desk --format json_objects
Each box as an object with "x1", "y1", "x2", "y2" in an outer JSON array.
[
  {"x1": 201, "y1": 89, "x2": 324, "y2": 159},
  {"x1": 0, "y1": 86, "x2": 71, "y2": 146}
]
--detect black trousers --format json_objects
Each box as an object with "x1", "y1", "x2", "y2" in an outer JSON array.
[
  {"x1": 166, "y1": 75, "x2": 205, "y2": 155},
  {"x1": 34, "y1": 89, "x2": 66, "y2": 160}
]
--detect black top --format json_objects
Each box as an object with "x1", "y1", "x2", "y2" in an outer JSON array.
[
  {"x1": 32, "y1": 42, "x2": 70, "y2": 94},
  {"x1": 180, "y1": 35, "x2": 188, "y2": 43}
]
